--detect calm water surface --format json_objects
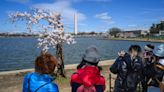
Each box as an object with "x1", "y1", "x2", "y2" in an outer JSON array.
[{"x1": 0, "y1": 37, "x2": 162, "y2": 71}]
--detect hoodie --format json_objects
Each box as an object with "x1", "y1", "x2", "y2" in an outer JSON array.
[
  {"x1": 23, "y1": 72, "x2": 59, "y2": 92},
  {"x1": 71, "y1": 65, "x2": 105, "y2": 92}
]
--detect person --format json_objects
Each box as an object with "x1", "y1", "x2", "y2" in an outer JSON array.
[
  {"x1": 143, "y1": 44, "x2": 155, "y2": 61},
  {"x1": 22, "y1": 53, "x2": 59, "y2": 92},
  {"x1": 110, "y1": 45, "x2": 143, "y2": 92},
  {"x1": 71, "y1": 45, "x2": 105, "y2": 92},
  {"x1": 147, "y1": 44, "x2": 164, "y2": 92},
  {"x1": 142, "y1": 44, "x2": 155, "y2": 92}
]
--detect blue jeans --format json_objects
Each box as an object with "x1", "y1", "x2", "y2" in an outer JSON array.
[{"x1": 147, "y1": 86, "x2": 160, "y2": 92}]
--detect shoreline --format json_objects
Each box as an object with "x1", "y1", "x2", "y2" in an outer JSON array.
[
  {"x1": 0, "y1": 59, "x2": 114, "y2": 76},
  {"x1": 109, "y1": 38, "x2": 164, "y2": 43}
]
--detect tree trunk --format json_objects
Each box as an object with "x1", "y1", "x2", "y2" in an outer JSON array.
[{"x1": 56, "y1": 43, "x2": 66, "y2": 77}]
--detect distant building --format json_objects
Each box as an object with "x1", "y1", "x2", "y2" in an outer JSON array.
[
  {"x1": 98, "y1": 32, "x2": 108, "y2": 37},
  {"x1": 159, "y1": 30, "x2": 164, "y2": 36},
  {"x1": 141, "y1": 30, "x2": 149, "y2": 36},
  {"x1": 116, "y1": 30, "x2": 141, "y2": 38}
]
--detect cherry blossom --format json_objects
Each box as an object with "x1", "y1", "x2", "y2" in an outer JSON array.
[{"x1": 9, "y1": 9, "x2": 76, "y2": 53}]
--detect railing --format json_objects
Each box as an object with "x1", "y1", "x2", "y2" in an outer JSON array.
[{"x1": 109, "y1": 73, "x2": 112, "y2": 92}]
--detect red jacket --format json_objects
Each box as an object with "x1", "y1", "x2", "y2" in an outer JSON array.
[{"x1": 71, "y1": 65, "x2": 105, "y2": 90}]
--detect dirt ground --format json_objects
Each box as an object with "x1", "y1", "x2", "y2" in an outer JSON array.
[{"x1": 0, "y1": 60, "x2": 116, "y2": 92}]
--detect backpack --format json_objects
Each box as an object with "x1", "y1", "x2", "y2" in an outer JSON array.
[
  {"x1": 126, "y1": 57, "x2": 144, "y2": 90},
  {"x1": 77, "y1": 85, "x2": 96, "y2": 92},
  {"x1": 71, "y1": 66, "x2": 105, "y2": 92}
]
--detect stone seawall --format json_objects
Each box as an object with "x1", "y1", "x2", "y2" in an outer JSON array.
[{"x1": 0, "y1": 59, "x2": 114, "y2": 76}]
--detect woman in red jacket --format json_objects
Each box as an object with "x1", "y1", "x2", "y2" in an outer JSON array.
[{"x1": 71, "y1": 45, "x2": 106, "y2": 92}]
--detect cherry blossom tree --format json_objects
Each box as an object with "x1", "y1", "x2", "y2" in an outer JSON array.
[{"x1": 9, "y1": 9, "x2": 76, "y2": 77}]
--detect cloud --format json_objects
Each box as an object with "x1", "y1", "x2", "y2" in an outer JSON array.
[
  {"x1": 33, "y1": 1, "x2": 86, "y2": 23},
  {"x1": 55, "y1": 0, "x2": 112, "y2": 2},
  {"x1": 95, "y1": 12, "x2": 114, "y2": 24},
  {"x1": 142, "y1": 8, "x2": 164, "y2": 12},
  {"x1": 88, "y1": 0, "x2": 112, "y2": 2},
  {"x1": 128, "y1": 24, "x2": 137, "y2": 27},
  {"x1": 139, "y1": 8, "x2": 164, "y2": 15},
  {"x1": 161, "y1": 17, "x2": 164, "y2": 21},
  {"x1": 6, "y1": 0, "x2": 30, "y2": 4}
]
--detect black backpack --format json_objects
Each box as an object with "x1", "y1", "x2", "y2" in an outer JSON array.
[{"x1": 126, "y1": 56, "x2": 144, "y2": 90}]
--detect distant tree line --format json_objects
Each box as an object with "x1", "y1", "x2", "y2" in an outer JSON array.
[
  {"x1": 77, "y1": 32, "x2": 102, "y2": 35},
  {"x1": 107, "y1": 27, "x2": 122, "y2": 37},
  {"x1": 0, "y1": 33, "x2": 38, "y2": 37}
]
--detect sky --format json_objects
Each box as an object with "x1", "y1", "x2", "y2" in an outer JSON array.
[{"x1": 0, "y1": 0, "x2": 164, "y2": 33}]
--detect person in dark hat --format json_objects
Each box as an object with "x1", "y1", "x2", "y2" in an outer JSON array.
[
  {"x1": 77, "y1": 45, "x2": 100, "y2": 69},
  {"x1": 70, "y1": 45, "x2": 105, "y2": 92},
  {"x1": 147, "y1": 44, "x2": 164, "y2": 92}
]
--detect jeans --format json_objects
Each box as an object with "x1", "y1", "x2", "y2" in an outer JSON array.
[{"x1": 147, "y1": 86, "x2": 160, "y2": 92}]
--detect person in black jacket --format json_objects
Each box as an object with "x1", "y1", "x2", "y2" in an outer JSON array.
[
  {"x1": 141, "y1": 44, "x2": 155, "y2": 92},
  {"x1": 110, "y1": 45, "x2": 143, "y2": 92}
]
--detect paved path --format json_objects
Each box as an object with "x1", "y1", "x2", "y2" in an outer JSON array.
[{"x1": 0, "y1": 59, "x2": 114, "y2": 76}]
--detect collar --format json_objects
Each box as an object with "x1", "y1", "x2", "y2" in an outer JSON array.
[{"x1": 33, "y1": 72, "x2": 55, "y2": 82}]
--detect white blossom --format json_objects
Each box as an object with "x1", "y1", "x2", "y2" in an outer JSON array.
[{"x1": 9, "y1": 8, "x2": 76, "y2": 54}]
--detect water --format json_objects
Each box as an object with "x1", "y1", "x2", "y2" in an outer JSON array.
[{"x1": 0, "y1": 37, "x2": 162, "y2": 71}]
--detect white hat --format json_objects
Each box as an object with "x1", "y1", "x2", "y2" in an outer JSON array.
[{"x1": 144, "y1": 44, "x2": 154, "y2": 51}]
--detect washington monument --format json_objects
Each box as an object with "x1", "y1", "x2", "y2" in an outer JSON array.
[{"x1": 74, "y1": 13, "x2": 78, "y2": 35}]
